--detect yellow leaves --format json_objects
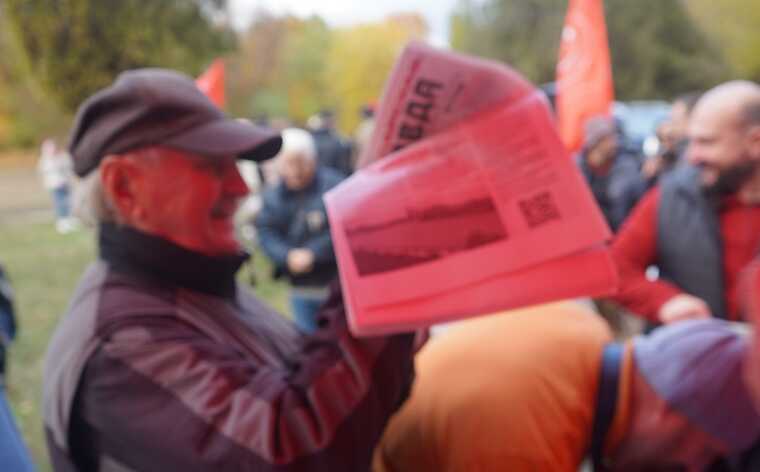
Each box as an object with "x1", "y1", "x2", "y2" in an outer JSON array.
[
  {"x1": 686, "y1": 0, "x2": 760, "y2": 80},
  {"x1": 325, "y1": 15, "x2": 428, "y2": 133},
  {"x1": 234, "y1": 12, "x2": 428, "y2": 134},
  {"x1": 0, "y1": 113, "x2": 10, "y2": 146}
]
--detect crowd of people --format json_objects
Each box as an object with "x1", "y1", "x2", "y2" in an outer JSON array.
[
  {"x1": 1, "y1": 65, "x2": 760, "y2": 471},
  {"x1": 373, "y1": 79, "x2": 760, "y2": 472}
]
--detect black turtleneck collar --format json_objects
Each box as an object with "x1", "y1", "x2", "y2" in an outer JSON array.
[{"x1": 98, "y1": 222, "x2": 248, "y2": 300}]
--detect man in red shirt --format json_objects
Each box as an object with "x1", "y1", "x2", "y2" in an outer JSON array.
[{"x1": 611, "y1": 80, "x2": 760, "y2": 324}]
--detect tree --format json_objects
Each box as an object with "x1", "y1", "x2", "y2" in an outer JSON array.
[
  {"x1": 450, "y1": 0, "x2": 730, "y2": 99},
  {"x1": 227, "y1": 11, "x2": 290, "y2": 119},
  {"x1": 605, "y1": 0, "x2": 729, "y2": 99},
  {"x1": 229, "y1": 11, "x2": 427, "y2": 133},
  {"x1": 280, "y1": 16, "x2": 332, "y2": 122},
  {"x1": 228, "y1": 13, "x2": 331, "y2": 123},
  {"x1": 0, "y1": 25, "x2": 12, "y2": 145},
  {"x1": 4, "y1": 0, "x2": 235, "y2": 112},
  {"x1": 325, "y1": 14, "x2": 429, "y2": 133},
  {"x1": 0, "y1": 1, "x2": 69, "y2": 148},
  {"x1": 686, "y1": 0, "x2": 760, "y2": 82},
  {"x1": 450, "y1": 0, "x2": 565, "y2": 85}
]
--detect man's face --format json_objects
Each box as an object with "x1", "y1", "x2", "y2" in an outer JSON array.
[
  {"x1": 587, "y1": 133, "x2": 619, "y2": 168},
  {"x1": 130, "y1": 147, "x2": 249, "y2": 256},
  {"x1": 596, "y1": 134, "x2": 619, "y2": 161},
  {"x1": 657, "y1": 122, "x2": 677, "y2": 152},
  {"x1": 687, "y1": 105, "x2": 755, "y2": 194},
  {"x1": 279, "y1": 151, "x2": 316, "y2": 191}
]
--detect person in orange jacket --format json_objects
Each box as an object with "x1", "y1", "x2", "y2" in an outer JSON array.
[{"x1": 374, "y1": 302, "x2": 760, "y2": 471}]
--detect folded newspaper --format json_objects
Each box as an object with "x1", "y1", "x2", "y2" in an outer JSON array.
[{"x1": 325, "y1": 42, "x2": 618, "y2": 336}]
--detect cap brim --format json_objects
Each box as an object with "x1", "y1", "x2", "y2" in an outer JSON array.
[{"x1": 163, "y1": 119, "x2": 282, "y2": 162}]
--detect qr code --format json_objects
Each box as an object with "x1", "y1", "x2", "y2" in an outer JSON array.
[{"x1": 518, "y1": 192, "x2": 561, "y2": 229}]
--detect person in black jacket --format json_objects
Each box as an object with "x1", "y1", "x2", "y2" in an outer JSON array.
[
  {"x1": 309, "y1": 109, "x2": 353, "y2": 177},
  {"x1": 256, "y1": 127, "x2": 343, "y2": 333},
  {"x1": 576, "y1": 116, "x2": 646, "y2": 231}
]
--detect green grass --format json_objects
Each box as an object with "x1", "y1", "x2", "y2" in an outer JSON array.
[{"x1": 0, "y1": 221, "x2": 288, "y2": 471}]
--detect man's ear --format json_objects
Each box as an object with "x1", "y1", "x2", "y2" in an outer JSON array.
[{"x1": 100, "y1": 155, "x2": 145, "y2": 226}]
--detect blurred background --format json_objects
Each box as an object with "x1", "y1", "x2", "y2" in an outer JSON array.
[
  {"x1": 1, "y1": 0, "x2": 759, "y2": 469},
  {"x1": 1, "y1": 0, "x2": 758, "y2": 150}
]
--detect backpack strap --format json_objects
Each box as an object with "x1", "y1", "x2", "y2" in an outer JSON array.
[{"x1": 590, "y1": 342, "x2": 623, "y2": 471}]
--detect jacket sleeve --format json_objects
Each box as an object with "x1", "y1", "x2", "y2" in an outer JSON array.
[
  {"x1": 75, "y1": 287, "x2": 416, "y2": 471},
  {"x1": 255, "y1": 194, "x2": 292, "y2": 268},
  {"x1": 305, "y1": 170, "x2": 342, "y2": 263},
  {"x1": 305, "y1": 231, "x2": 334, "y2": 264},
  {"x1": 608, "y1": 187, "x2": 682, "y2": 321}
]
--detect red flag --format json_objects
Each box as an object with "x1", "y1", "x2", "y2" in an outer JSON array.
[
  {"x1": 556, "y1": 0, "x2": 614, "y2": 153},
  {"x1": 196, "y1": 59, "x2": 225, "y2": 108}
]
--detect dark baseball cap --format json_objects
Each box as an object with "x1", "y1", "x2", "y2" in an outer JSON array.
[{"x1": 68, "y1": 68, "x2": 282, "y2": 177}]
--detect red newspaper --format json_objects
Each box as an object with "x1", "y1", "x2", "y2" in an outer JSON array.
[
  {"x1": 357, "y1": 42, "x2": 535, "y2": 167},
  {"x1": 326, "y1": 43, "x2": 617, "y2": 336}
]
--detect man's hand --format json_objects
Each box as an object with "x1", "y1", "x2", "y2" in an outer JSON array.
[
  {"x1": 657, "y1": 294, "x2": 712, "y2": 324},
  {"x1": 287, "y1": 248, "x2": 315, "y2": 275}
]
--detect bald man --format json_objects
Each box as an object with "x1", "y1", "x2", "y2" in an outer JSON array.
[{"x1": 610, "y1": 81, "x2": 760, "y2": 326}]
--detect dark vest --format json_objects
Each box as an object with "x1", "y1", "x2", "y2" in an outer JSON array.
[{"x1": 657, "y1": 166, "x2": 726, "y2": 318}]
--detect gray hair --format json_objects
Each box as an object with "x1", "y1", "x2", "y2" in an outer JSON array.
[
  {"x1": 277, "y1": 128, "x2": 317, "y2": 162},
  {"x1": 72, "y1": 168, "x2": 119, "y2": 226},
  {"x1": 73, "y1": 149, "x2": 165, "y2": 226}
]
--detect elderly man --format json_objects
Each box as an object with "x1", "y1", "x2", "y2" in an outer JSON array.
[
  {"x1": 43, "y1": 69, "x2": 416, "y2": 471},
  {"x1": 373, "y1": 303, "x2": 760, "y2": 471},
  {"x1": 255, "y1": 128, "x2": 343, "y2": 333},
  {"x1": 611, "y1": 81, "x2": 760, "y2": 325},
  {"x1": 577, "y1": 116, "x2": 646, "y2": 231}
]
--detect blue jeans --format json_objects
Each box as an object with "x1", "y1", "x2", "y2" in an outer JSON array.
[
  {"x1": 0, "y1": 386, "x2": 35, "y2": 471},
  {"x1": 290, "y1": 292, "x2": 328, "y2": 334},
  {"x1": 51, "y1": 185, "x2": 71, "y2": 219}
]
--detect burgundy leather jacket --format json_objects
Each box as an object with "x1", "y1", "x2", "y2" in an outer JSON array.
[{"x1": 43, "y1": 224, "x2": 415, "y2": 471}]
